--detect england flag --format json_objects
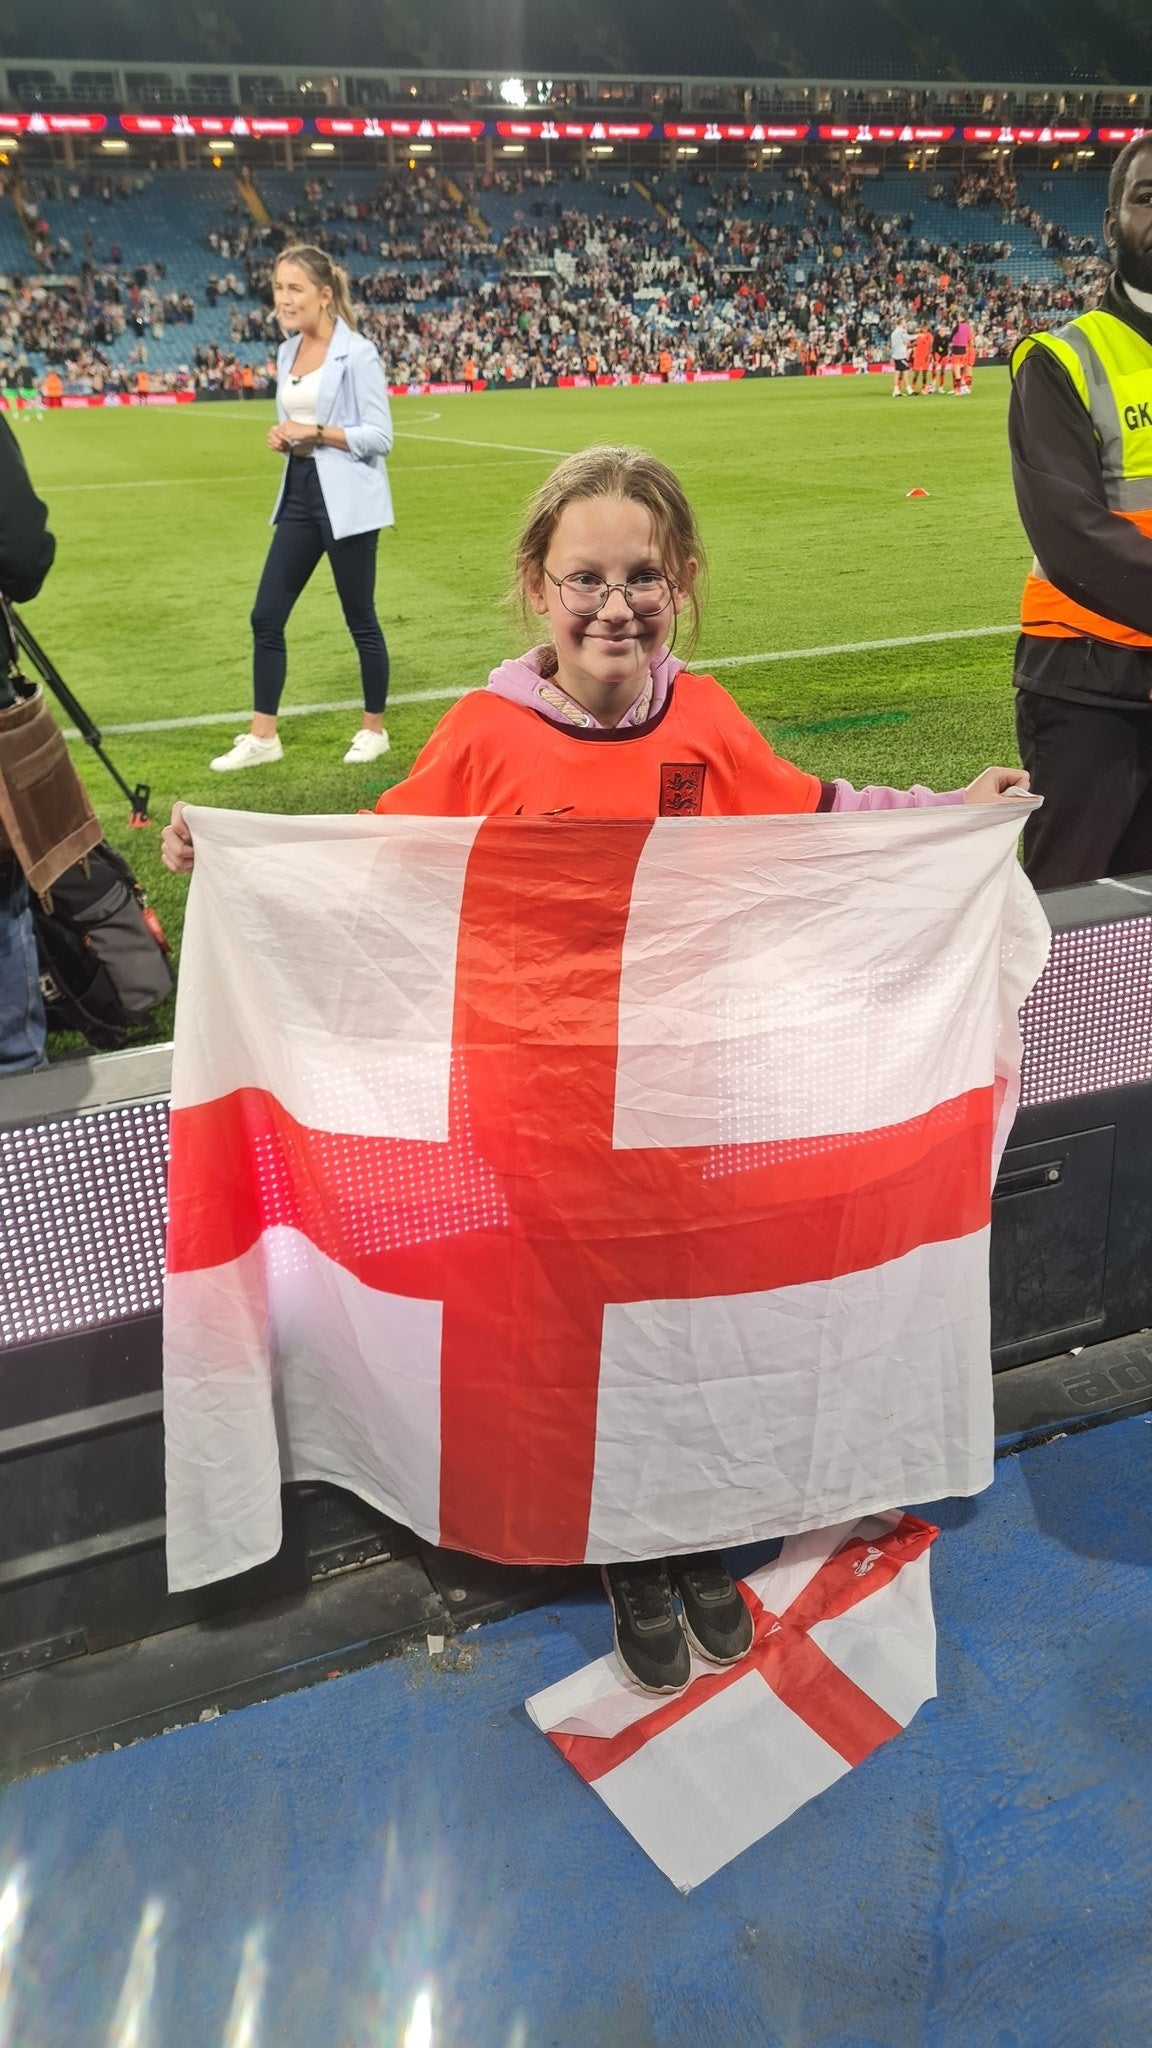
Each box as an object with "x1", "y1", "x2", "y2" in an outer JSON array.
[
  {"x1": 526, "y1": 1510, "x2": 939, "y2": 1889},
  {"x1": 163, "y1": 803, "x2": 1048, "y2": 1592}
]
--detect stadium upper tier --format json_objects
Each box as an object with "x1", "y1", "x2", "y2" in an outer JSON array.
[
  {"x1": 4, "y1": 45, "x2": 1152, "y2": 117},
  {"x1": 0, "y1": 165, "x2": 1110, "y2": 386}
]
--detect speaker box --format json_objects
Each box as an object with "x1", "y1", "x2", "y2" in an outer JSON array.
[{"x1": 991, "y1": 873, "x2": 1152, "y2": 1385}]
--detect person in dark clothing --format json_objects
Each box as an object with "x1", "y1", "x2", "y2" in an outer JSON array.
[
  {"x1": 0, "y1": 419, "x2": 54, "y2": 605},
  {"x1": 1009, "y1": 135, "x2": 1152, "y2": 887},
  {"x1": 0, "y1": 417, "x2": 56, "y2": 1071}
]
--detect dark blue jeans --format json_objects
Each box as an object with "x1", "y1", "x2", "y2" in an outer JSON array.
[
  {"x1": 251, "y1": 457, "x2": 390, "y2": 717},
  {"x1": 0, "y1": 858, "x2": 47, "y2": 1073}
]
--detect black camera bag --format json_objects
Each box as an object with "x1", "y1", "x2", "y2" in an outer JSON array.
[{"x1": 32, "y1": 841, "x2": 173, "y2": 1050}]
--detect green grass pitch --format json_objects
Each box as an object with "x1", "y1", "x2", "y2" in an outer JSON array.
[{"x1": 17, "y1": 369, "x2": 1030, "y2": 1016}]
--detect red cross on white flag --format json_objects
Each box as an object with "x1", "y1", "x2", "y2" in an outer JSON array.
[
  {"x1": 526, "y1": 1511, "x2": 938, "y2": 1890},
  {"x1": 163, "y1": 807, "x2": 1048, "y2": 1593}
]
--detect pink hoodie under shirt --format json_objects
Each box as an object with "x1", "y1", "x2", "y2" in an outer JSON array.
[{"x1": 485, "y1": 648, "x2": 964, "y2": 812}]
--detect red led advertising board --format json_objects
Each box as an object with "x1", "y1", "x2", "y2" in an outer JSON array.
[
  {"x1": 494, "y1": 120, "x2": 653, "y2": 140},
  {"x1": 0, "y1": 112, "x2": 107, "y2": 134},
  {"x1": 5, "y1": 108, "x2": 1140, "y2": 154},
  {"x1": 962, "y1": 125, "x2": 1091, "y2": 143},
  {"x1": 314, "y1": 117, "x2": 485, "y2": 139},
  {"x1": 663, "y1": 122, "x2": 810, "y2": 142},
  {"x1": 119, "y1": 115, "x2": 304, "y2": 136},
  {"x1": 817, "y1": 124, "x2": 955, "y2": 142}
]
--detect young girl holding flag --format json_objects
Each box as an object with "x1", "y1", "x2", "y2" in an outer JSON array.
[{"x1": 163, "y1": 443, "x2": 1029, "y2": 1695}]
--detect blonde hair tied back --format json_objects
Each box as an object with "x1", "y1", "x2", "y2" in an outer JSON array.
[
  {"x1": 274, "y1": 242, "x2": 358, "y2": 331},
  {"x1": 512, "y1": 445, "x2": 707, "y2": 677}
]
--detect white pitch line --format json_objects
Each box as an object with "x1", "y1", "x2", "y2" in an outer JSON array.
[
  {"x1": 395, "y1": 431, "x2": 572, "y2": 456},
  {"x1": 185, "y1": 406, "x2": 446, "y2": 425},
  {"x1": 61, "y1": 623, "x2": 1017, "y2": 739},
  {"x1": 398, "y1": 454, "x2": 564, "y2": 471},
  {"x1": 49, "y1": 455, "x2": 559, "y2": 492},
  {"x1": 709, "y1": 623, "x2": 1017, "y2": 669},
  {"x1": 50, "y1": 474, "x2": 269, "y2": 492},
  {"x1": 62, "y1": 686, "x2": 471, "y2": 738}
]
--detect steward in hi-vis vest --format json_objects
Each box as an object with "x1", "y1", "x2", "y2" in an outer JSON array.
[
  {"x1": 1012, "y1": 311, "x2": 1152, "y2": 647},
  {"x1": 1008, "y1": 133, "x2": 1152, "y2": 888}
]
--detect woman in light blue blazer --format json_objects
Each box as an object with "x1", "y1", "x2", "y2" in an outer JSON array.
[{"x1": 211, "y1": 243, "x2": 395, "y2": 773}]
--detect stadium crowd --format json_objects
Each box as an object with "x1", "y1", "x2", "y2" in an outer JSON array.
[
  {"x1": 0, "y1": 160, "x2": 1110, "y2": 392},
  {"x1": 947, "y1": 168, "x2": 1099, "y2": 258},
  {"x1": 202, "y1": 163, "x2": 1108, "y2": 386},
  {"x1": 216, "y1": 168, "x2": 497, "y2": 275},
  {"x1": 0, "y1": 273, "x2": 199, "y2": 395}
]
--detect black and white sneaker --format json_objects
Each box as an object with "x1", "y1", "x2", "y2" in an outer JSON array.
[
  {"x1": 671, "y1": 1552, "x2": 754, "y2": 1665},
  {"x1": 602, "y1": 1560, "x2": 691, "y2": 1694}
]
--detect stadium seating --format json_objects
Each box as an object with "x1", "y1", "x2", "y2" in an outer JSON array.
[
  {"x1": 0, "y1": 161, "x2": 1112, "y2": 389},
  {"x1": 643, "y1": 167, "x2": 1065, "y2": 282},
  {"x1": 658, "y1": 170, "x2": 791, "y2": 230},
  {"x1": 1016, "y1": 171, "x2": 1107, "y2": 255},
  {"x1": 0, "y1": 196, "x2": 34, "y2": 277},
  {"x1": 9, "y1": 167, "x2": 501, "y2": 375},
  {"x1": 10, "y1": 170, "x2": 261, "y2": 371},
  {"x1": 472, "y1": 174, "x2": 665, "y2": 242},
  {"x1": 867, "y1": 173, "x2": 1063, "y2": 280},
  {"x1": 246, "y1": 169, "x2": 494, "y2": 276}
]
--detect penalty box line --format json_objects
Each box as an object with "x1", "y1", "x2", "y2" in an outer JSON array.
[{"x1": 64, "y1": 624, "x2": 1017, "y2": 739}]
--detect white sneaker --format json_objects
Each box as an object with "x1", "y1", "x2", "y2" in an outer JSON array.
[
  {"x1": 342, "y1": 727, "x2": 391, "y2": 764},
  {"x1": 210, "y1": 732, "x2": 283, "y2": 772}
]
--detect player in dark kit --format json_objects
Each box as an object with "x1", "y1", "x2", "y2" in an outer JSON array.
[{"x1": 931, "y1": 320, "x2": 951, "y2": 394}]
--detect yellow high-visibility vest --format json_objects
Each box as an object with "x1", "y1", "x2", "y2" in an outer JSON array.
[{"x1": 1012, "y1": 309, "x2": 1152, "y2": 646}]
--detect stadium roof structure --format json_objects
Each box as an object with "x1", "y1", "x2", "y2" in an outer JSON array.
[{"x1": 4, "y1": 0, "x2": 1152, "y2": 86}]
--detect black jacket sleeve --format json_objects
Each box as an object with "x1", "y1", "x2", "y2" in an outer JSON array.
[{"x1": 0, "y1": 416, "x2": 55, "y2": 604}]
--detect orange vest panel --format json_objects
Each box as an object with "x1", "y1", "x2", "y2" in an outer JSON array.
[{"x1": 1021, "y1": 506, "x2": 1152, "y2": 648}]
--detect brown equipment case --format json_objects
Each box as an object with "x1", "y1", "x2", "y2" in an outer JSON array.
[{"x1": 0, "y1": 682, "x2": 102, "y2": 899}]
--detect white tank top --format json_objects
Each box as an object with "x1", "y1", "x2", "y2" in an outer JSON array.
[{"x1": 280, "y1": 363, "x2": 323, "y2": 425}]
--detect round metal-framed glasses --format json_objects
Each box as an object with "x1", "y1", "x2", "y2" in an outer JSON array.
[{"x1": 544, "y1": 569, "x2": 676, "y2": 618}]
